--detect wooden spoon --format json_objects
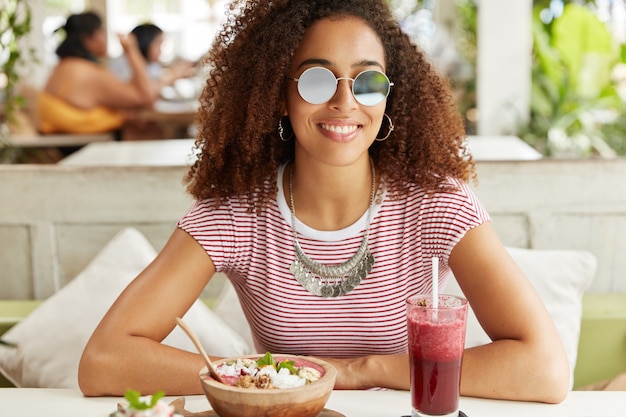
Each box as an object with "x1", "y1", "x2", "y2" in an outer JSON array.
[{"x1": 175, "y1": 317, "x2": 226, "y2": 384}]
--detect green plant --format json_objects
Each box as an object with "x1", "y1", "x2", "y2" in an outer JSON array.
[
  {"x1": 387, "y1": 0, "x2": 478, "y2": 134},
  {"x1": 0, "y1": 0, "x2": 34, "y2": 121},
  {"x1": 518, "y1": 3, "x2": 626, "y2": 157},
  {"x1": 450, "y1": 0, "x2": 478, "y2": 135},
  {"x1": 0, "y1": 0, "x2": 36, "y2": 163}
]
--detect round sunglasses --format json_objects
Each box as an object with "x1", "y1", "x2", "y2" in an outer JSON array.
[{"x1": 288, "y1": 66, "x2": 393, "y2": 106}]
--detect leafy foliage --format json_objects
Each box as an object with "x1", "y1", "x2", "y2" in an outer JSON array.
[
  {"x1": 0, "y1": 0, "x2": 38, "y2": 163},
  {"x1": 518, "y1": 3, "x2": 626, "y2": 157},
  {"x1": 450, "y1": 0, "x2": 478, "y2": 134},
  {"x1": 0, "y1": 0, "x2": 35, "y2": 121}
]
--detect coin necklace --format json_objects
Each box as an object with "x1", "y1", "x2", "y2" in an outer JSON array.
[{"x1": 288, "y1": 160, "x2": 376, "y2": 298}]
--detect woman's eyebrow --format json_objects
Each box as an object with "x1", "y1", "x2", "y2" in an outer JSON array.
[
  {"x1": 296, "y1": 58, "x2": 384, "y2": 71},
  {"x1": 355, "y1": 59, "x2": 384, "y2": 69},
  {"x1": 296, "y1": 58, "x2": 332, "y2": 69}
]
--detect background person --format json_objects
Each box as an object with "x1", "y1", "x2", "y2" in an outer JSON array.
[
  {"x1": 38, "y1": 11, "x2": 159, "y2": 136},
  {"x1": 108, "y1": 23, "x2": 196, "y2": 92}
]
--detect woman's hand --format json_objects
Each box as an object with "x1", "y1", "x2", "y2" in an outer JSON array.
[
  {"x1": 168, "y1": 60, "x2": 197, "y2": 80},
  {"x1": 118, "y1": 33, "x2": 139, "y2": 54},
  {"x1": 116, "y1": 32, "x2": 160, "y2": 104},
  {"x1": 320, "y1": 354, "x2": 410, "y2": 390}
]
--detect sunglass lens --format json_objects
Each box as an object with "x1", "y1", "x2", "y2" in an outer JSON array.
[
  {"x1": 298, "y1": 67, "x2": 337, "y2": 104},
  {"x1": 353, "y1": 70, "x2": 390, "y2": 106}
]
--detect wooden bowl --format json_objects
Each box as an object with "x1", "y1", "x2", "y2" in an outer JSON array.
[{"x1": 199, "y1": 354, "x2": 337, "y2": 417}]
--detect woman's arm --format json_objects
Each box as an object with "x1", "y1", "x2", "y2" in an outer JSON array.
[
  {"x1": 118, "y1": 33, "x2": 161, "y2": 102},
  {"x1": 78, "y1": 228, "x2": 215, "y2": 396},
  {"x1": 159, "y1": 60, "x2": 197, "y2": 88},
  {"x1": 83, "y1": 34, "x2": 159, "y2": 109},
  {"x1": 324, "y1": 223, "x2": 570, "y2": 403},
  {"x1": 450, "y1": 223, "x2": 570, "y2": 403}
]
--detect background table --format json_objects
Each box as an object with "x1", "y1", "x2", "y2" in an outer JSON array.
[
  {"x1": 121, "y1": 99, "x2": 198, "y2": 140},
  {"x1": 59, "y1": 139, "x2": 197, "y2": 166},
  {"x1": 59, "y1": 136, "x2": 540, "y2": 167},
  {"x1": 465, "y1": 135, "x2": 542, "y2": 161}
]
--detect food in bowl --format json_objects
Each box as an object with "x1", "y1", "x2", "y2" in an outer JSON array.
[
  {"x1": 200, "y1": 353, "x2": 337, "y2": 417},
  {"x1": 215, "y1": 351, "x2": 322, "y2": 389}
]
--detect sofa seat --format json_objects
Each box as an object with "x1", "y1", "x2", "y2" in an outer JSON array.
[{"x1": 574, "y1": 293, "x2": 626, "y2": 389}]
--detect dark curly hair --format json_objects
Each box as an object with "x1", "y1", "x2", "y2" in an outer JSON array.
[{"x1": 186, "y1": 0, "x2": 474, "y2": 207}]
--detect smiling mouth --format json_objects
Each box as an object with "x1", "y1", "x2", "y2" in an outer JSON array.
[{"x1": 319, "y1": 123, "x2": 360, "y2": 134}]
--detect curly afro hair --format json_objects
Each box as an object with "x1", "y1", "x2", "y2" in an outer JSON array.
[{"x1": 186, "y1": 0, "x2": 474, "y2": 208}]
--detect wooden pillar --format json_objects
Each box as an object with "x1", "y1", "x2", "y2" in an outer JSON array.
[{"x1": 87, "y1": 0, "x2": 108, "y2": 25}]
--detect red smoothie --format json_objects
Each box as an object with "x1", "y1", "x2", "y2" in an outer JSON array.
[{"x1": 407, "y1": 295, "x2": 467, "y2": 417}]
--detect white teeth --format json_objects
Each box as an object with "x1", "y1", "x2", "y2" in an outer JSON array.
[{"x1": 320, "y1": 124, "x2": 358, "y2": 134}]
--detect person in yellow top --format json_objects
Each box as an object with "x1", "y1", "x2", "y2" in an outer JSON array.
[{"x1": 38, "y1": 11, "x2": 160, "y2": 135}]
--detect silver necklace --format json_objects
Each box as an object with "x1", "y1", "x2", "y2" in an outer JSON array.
[{"x1": 288, "y1": 160, "x2": 376, "y2": 297}]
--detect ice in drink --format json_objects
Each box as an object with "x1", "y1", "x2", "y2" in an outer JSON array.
[{"x1": 407, "y1": 295, "x2": 467, "y2": 417}]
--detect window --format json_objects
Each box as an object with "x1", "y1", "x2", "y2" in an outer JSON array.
[
  {"x1": 106, "y1": 0, "x2": 226, "y2": 63},
  {"x1": 40, "y1": 0, "x2": 225, "y2": 68}
]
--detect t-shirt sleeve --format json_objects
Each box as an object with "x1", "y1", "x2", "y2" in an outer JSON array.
[
  {"x1": 420, "y1": 179, "x2": 491, "y2": 263},
  {"x1": 177, "y1": 199, "x2": 237, "y2": 271}
]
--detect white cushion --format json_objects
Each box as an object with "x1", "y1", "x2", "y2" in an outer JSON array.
[
  {"x1": 444, "y1": 246, "x2": 596, "y2": 389},
  {"x1": 0, "y1": 228, "x2": 251, "y2": 388}
]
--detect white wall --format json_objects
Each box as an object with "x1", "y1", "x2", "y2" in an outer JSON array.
[{"x1": 476, "y1": 0, "x2": 532, "y2": 135}]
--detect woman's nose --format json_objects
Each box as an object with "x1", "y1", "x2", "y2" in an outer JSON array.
[{"x1": 328, "y1": 78, "x2": 358, "y2": 110}]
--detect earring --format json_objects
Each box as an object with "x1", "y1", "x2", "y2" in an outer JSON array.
[
  {"x1": 375, "y1": 113, "x2": 394, "y2": 141},
  {"x1": 278, "y1": 116, "x2": 294, "y2": 142}
]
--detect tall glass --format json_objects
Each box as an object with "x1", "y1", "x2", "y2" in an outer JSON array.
[{"x1": 407, "y1": 294, "x2": 468, "y2": 417}]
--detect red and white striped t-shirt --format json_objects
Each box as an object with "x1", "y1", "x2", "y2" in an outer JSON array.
[{"x1": 178, "y1": 164, "x2": 490, "y2": 357}]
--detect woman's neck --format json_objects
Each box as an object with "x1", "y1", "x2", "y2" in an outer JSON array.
[{"x1": 286, "y1": 158, "x2": 375, "y2": 231}]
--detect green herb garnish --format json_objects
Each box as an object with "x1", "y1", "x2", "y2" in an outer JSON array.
[
  {"x1": 256, "y1": 351, "x2": 277, "y2": 368},
  {"x1": 277, "y1": 360, "x2": 297, "y2": 373},
  {"x1": 124, "y1": 389, "x2": 165, "y2": 410},
  {"x1": 257, "y1": 352, "x2": 297, "y2": 374}
]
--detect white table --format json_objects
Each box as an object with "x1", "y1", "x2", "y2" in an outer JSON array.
[
  {"x1": 0, "y1": 389, "x2": 624, "y2": 417},
  {"x1": 59, "y1": 139, "x2": 197, "y2": 167},
  {"x1": 59, "y1": 136, "x2": 540, "y2": 167},
  {"x1": 466, "y1": 135, "x2": 542, "y2": 161}
]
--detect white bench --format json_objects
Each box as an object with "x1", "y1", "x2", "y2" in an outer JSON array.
[{"x1": 0, "y1": 158, "x2": 625, "y2": 299}]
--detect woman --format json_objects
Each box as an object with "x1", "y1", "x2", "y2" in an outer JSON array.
[
  {"x1": 78, "y1": 0, "x2": 570, "y2": 403},
  {"x1": 108, "y1": 23, "x2": 196, "y2": 89},
  {"x1": 38, "y1": 11, "x2": 159, "y2": 135}
]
